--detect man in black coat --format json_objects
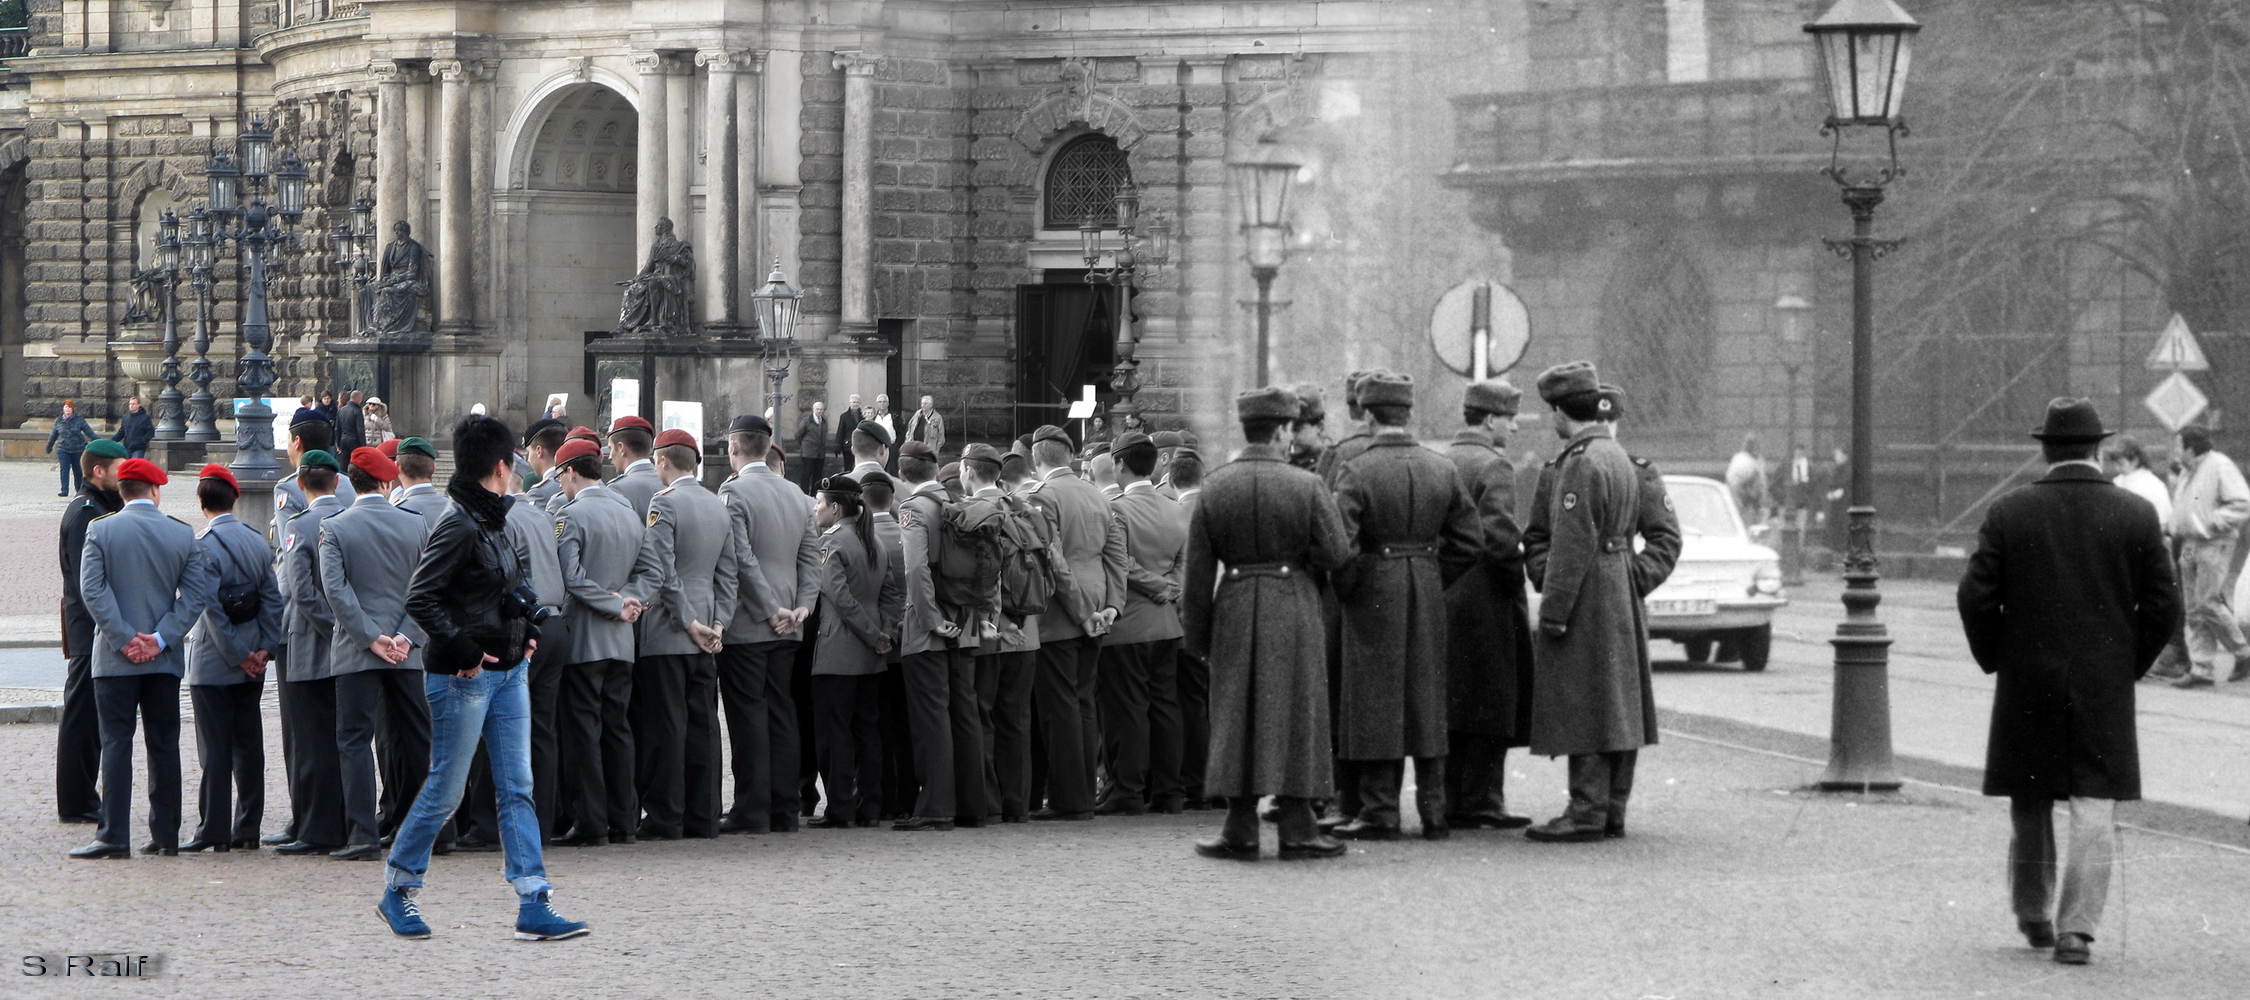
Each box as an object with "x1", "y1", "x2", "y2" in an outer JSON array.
[
  {"x1": 1958, "y1": 398, "x2": 2182, "y2": 967},
  {"x1": 57, "y1": 439, "x2": 128, "y2": 823}
]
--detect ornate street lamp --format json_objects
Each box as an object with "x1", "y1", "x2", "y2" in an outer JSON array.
[
  {"x1": 1804, "y1": 0, "x2": 1919, "y2": 793},
  {"x1": 751, "y1": 258, "x2": 803, "y2": 420},
  {"x1": 1228, "y1": 145, "x2": 1302, "y2": 387},
  {"x1": 202, "y1": 116, "x2": 309, "y2": 488},
  {"x1": 151, "y1": 209, "x2": 187, "y2": 441},
  {"x1": 1080, "y1": 185, "x2": 1173, "y2": 413},
  {"x1": 331, "y1": 193, "x2": 379, "y2": 327},
  {"x1": 182, "y1": 206, "x2": 221, "y2": 442}
]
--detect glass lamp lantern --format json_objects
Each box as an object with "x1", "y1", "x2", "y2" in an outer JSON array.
[
  {"x1": 751, "y1": 258, "x2": 803, "y2": 346},
  {"x1": 273, "y1": 151, "x2": 308, "y2": 223},
  {"x1": 1804, "y1": 0, "x2": 1921, "y2": 127},
  {"x1": 1079, "y1": 219, "x2": 1103, "y2": 269},
  {"x1": 1113, "y1": 186, "x2": 1140, "y2": 234},
  {"x1": 158, "y1": 209, "x2": 181, "y2": 272},
  {"x1": 204, "y1": 153, "x2": 239, "y2": 219},
  {"x1": 240, "y1": 118, "x2": 273, "y2": 180},
  {"x1": 1229, "y1": 147, "x2": 1303, "y2": 232}
]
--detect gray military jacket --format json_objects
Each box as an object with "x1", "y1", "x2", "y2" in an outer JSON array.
[
  {"x1": 718, "y1": 462, "x2": 819, "y2": 645},
  {"x1": 81, "y1": 500, "x2": 216, "y2": 678},
  {"x1": 273, "y1": 468, "x2": 356, "y2": 544},
  {"x1": 1027, "y1": 469, "x2": 1124, "y2": 643},
  {"x1": 187, "y1": 513, "x2": 283, "y2": 686},
  {"x1": 608, "y1": 459, "x2": 664, "y2": 522},
  {"x1": 812, "y1": 515, "x2": 887, "y2": 676},
  {"x1": 394, "y1": 482, "x2": 449, "y2": 533},
  {"x1": 319, "y1": 493, "x2": 432, "y2": 675},
  {"x1": 624, "y1": 473, "x2": 740, "y2": 658},
  {"x1": 556, "y1": 484, "x2": 642, "y2": 664},
  {"x1": 505, "y1": 497, "x2": 567, "y2": 613},
  {"x1": 527, "y1": 468, "x2": 563, "y2": 510},
  {"x1": 281, "y1": 494, "x2": 347, "y2": 681},
  {"x1": 898, "y1": 480, "x2": 967, "y2": 656},
  {"x1": 871, "y1": 510, "x2": 908, "y2": 662},
  {"x1": 1106, "y1": 480, "x2": 1188, "y2": 645}
]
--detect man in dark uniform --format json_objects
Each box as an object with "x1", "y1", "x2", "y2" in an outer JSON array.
[
  {"x1": 1184, "y1": 387, "x2": 1354, "y2": 860},
  {"x1": 1329, "y1": 373, "x2": 1480, "y2": 841},
  {"x1": 1443, "y1": 379, "x2": 1535, "y2": 830},
  {"x1": 1286, "y1": 384, "x2": 1328, "y2": 473},
  {"x1": 715, "y1": 413, "x2": 819, "y2": 834},
  {"x1": 1095, "y1": 431, "x2": 1190, "y2": 815},
  {"x1": 57, "y1": 438, "x2": 127, "y2": 825},
  {"x1": 1023, "y1": 426, "x2": 1120, "y2": 820},
  {"x1": 276, "y1": 451, "x2": 352, "y2": 855},
  {"x1": 1312, "y1": 371, "x2": 1378, "y2": 826}
]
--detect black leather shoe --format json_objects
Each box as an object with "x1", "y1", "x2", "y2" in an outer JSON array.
[
  {"x1": 1421, "y1": 823, "x2": 1451, "y2": 842},
  {"x1": 2053, "y1": 932, "x2": 2091, "y2": 965},
  {"x1": 892, "y1": 816, "x2": 954, "y2": 831},
  {"x1": 230, "y1": 837, "x2": 261, "y2": 851},
  {"x1": 378, "y1": 834, "x2": 395, "y2": 848},
  {"x1": 261, "y1": 832, "x2": 295, "y2": 846},
  {"x1": 274, "y1": 840, "x2": 337, "y2": 856},
  {"x1": 812, "y1": 816, "x2": 854, "y2": 830},
  {"x1": 1278, "y1": 836, "x2": 1349, "y2": 860},
  {"x1": 1330, "y1": 820, "x2": 1403, "y2": 841},
  {"x1": 179, "y1": 838, "x2": 228, "y2": 854},
  {"x1": 1194, "y1": 837, "x2": 1260, "y2": 860},
  {"x1": 1315, "y1": 814, "x2": 1348, "y2": 832},
  {"x1": 718, "y1": 816, "x2": 771, "y2": 835},
  {"x1": 613, "y1": 833, "x2": 638, "y2": 845},
  {"x1": 138, "y1": 841, "x2": 179, "y2": 856},
  {"x1": 1181, "y1": 798, "x2": 1210, "y2": 811},
  {"x1": 1451, "y1": 812, "x2": 1534, "y2": 831},
  {"x1": 1152, "y1": 797, "x2": 1186, "y2": 815},
  {"x1": 2020, "y1": 920, "x2": 2057, "y2": 949},
  {"x1": 329, "y1": 842, "x2": 384, "y2": 861},
  {"x1": 60, "y1": 811, "x2": 100, "y2": 825},
  {"x1": 1604, "y1": 822, "x2": 1625, "y2": 839},
  {"x1": 1001, "y1": 814, "x2": 1028, "y2": 824},
  {"x1": 1524, "y1": 817, "x2": 1606, "y2": 843},
  {"x1": 552, "y1": 825, "x2": 609, "y2": 847},
  {"x1": 770, "y1": 814, "x2": 801, "y2": 833},
  {"x1": 69, "y1": 841, "x2": 130, "y2": 860},
  {"x1": 1093, "y1": 797, "x2": 1147, "y2": 817},
  {"x1": 1029, "y1": 808, "x2": 1094, "y2": 822}
]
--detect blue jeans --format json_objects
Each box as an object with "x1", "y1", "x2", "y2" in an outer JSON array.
[
  {"x1": 58, "y1": 450, "x2": 80, "y2": 494},
  {"x1": 385, "y1": 666, "x2": 551, "y2": 899}
]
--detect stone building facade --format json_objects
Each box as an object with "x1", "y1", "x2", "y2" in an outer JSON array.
[{"x1": 0, "y1": 1, "x2": 1410, "y2": 448}]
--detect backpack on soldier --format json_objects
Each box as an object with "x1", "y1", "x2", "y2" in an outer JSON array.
[
  {"x1": 930, "y1": 496, "x2": 1004, "y2": 613},
  {"x1": 989, "y1": 494, "x2": 1059, "y2": 618}
]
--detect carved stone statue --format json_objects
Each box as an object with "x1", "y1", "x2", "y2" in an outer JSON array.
[
  {"x1": 124, "y1": 267, "x2": 165, "y2": 324},
  {"x1": 615, "y1": 217, "x2": 696, "y2": 338},
  {"x1": 367, "y1": 220, "x2": 430, "y2": 336}
]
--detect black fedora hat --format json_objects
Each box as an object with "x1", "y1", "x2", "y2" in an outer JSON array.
[{"x1": 2029, "y1": 397, "x2": 2114, "y2": 442}]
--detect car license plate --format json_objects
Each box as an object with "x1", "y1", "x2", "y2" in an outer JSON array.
[{"x1": 1648, "y1": 599, "x2": 1716, "y2": 617}]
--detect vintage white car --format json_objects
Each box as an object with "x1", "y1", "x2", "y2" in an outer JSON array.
[{"x1": 1644, "y1": 474, "x2": 1787, "y2": 670}]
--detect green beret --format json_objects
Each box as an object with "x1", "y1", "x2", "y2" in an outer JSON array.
[
  {"x1": 1536, "y1": 362, "x2": 1600, "y2": 404},
  {"x1": 1032, "y1": 424, "x2": 1074, "y2": 449},
  {"x1": 300, "y1": 449, "x2": 341, "y2": 472},
  {"x1": 397, "y1": 436, "x2": 437, "y2": 459},
  {"x1": 1114, "y1": 431, "x2": 1154, "y2": 454},
  {"x1": 1357, "y1": 372, "x2": 1414, "y2": 408},
  {"x1": 1152, "y1": 431, "x2": 1183, "y2": 450},
  {"x1": 1465, "y1": 379, "x2": 1522, "y2": 417},
  {"x1": 960, "y1": 442, "x2": 1004, "y2": 468},
  {"x1": 1235, "y1": 386, "x2": 1300, "y2": 422},
  {"x1": 856, "y1": 419, "x2": 892, "y2": 446},
  {"x1": 84, "y1": 439, "x2": 128, "y2": 460}
]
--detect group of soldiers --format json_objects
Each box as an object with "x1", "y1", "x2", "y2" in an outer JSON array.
[{"x1": 54, "y1": 355, "x2": 1680, "y2": 866}]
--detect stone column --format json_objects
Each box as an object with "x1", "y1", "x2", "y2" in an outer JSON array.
[
  {"x1": 697, "y1": 49, "x2": 739, "y2": 330},
  {"x1": 633, "y1": 52, "x2": 669, "y2": 262},
  {"x1": 667, "y1": 61, "x2": 693, "y2": 235},
  {"x1": 373, "y1": 61, "x2": 411, "y2": 239},
  {"x1": 433, "y1": 58, "x2": 473, "y2": 331},
  {"x1": 735, "y1": 55, "x2": 762, "y2": 324},
  {"x1": 834, "y1": 50, "x2": 880, "y2": 332},
  {"x1": 469, "y1": 59, "x2": 495, "y2": 335}
]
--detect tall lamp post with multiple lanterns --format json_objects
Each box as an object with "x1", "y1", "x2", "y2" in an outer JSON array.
[
  {"x1": 200, "y1": 117, "x2": 310, "y2": 486},
  {"x1": 1805, "y1": 0, "x2": 1920, "y2": 792},
  {"x1": 1228, "y1": 146, "x2": 1302, "y2": 388},
  {"x1": 1078, "y1": 186, "x2": 1172, "y2": 413},
  {"x1": 752, "y1": 258, "x2": 804, "y2": 420},
  {"x1": 149, "y1": 210, "x2": 187, "y2": 441}
]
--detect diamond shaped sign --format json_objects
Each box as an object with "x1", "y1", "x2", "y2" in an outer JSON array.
[{"x1": 2144, "y1": 371, "x2": 2210, "y2": 431}]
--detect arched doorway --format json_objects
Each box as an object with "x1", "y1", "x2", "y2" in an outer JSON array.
[
  {"x1": 0, "y1": 160, "x2": 25, "y2": 427},
  {"x1": 501, "y1": 82, "x2": 637, "y2": 416},
  {"x1": 1014, "y1": 131, "x2": 1132, "y2": 439}
]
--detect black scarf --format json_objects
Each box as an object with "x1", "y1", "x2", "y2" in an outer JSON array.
[{"x1": 446, "y1": 477, "x2": 515, "y2": 530}]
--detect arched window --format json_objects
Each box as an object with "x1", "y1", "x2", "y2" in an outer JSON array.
[{"x1": 1043, "y1": 133, "x2": 1131, "y2": 231}]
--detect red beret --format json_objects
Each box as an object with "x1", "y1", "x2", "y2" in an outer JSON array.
[
  {"x1": 767, "y1": 440, "x2": 786, "y2": 460},
  {"x1": 609, "y1": 415, "x2": 653, "y2": 435},
  {"x1": 198, "y1": 463, "x2": 238, "y2": 493},
  {"x1": 899, "y1": 440, "x2": 937, "y2": 462},
  {"x1": 117, "y1": 457, "x2": 167, "y2": 485},
  {"x1": 654, "y1": 428, "x2": 698, "y2": 452},
  {"x1": 567, "y1": 425, "x2": 599, "y2": 442},
  {"x1": 349, "y1": 446, "x2": 400, "y2": 482},
  {"x1": 377, "y1": 438, "x2": 402, "y2": 459},
  {"x1": 555, "y1": 438, "x2": 602, "y2": 465}
]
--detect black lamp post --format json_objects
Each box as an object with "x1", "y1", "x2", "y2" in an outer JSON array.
[
  {"x1": 151, "y1": 209, "x2": 187, "y2": 441},
  {"x1": 1079, "y1": 186, "x2": 1173, "y2": 411},
  {"x1": 1228, "y1": 146, "x2": 1302, "y2": 387},
  {"x1": 201, "y1": 117, "x2": 309, "y2": 482},
  {"x1": 752, "y1": 258, "x2": 803, "y2": 420},
  {"x1": 1805, "y1": 0, "x2": 1919, "y2": 792},
  {"x1": 331, "y1": 194, "x2": 378, "y2": 328},
  {"x1": 182, "y1": 206, "x2": 221, "y2": 442}
]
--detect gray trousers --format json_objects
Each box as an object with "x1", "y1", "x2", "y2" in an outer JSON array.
[
  {"x1": 1564, "y1": 750, "x2": 1639, "y2": 831},
  {"x1": 190, "y1": 678, "x2": 265, "y2": 845},
  {"x1": 336, "y1": 668, "x2": 430, "y2": 848},
  {"x1": 2011, "y1": 796, "x2": 2117, "y2": 939},
  {"x1": 902, "y1": 648, "x2": 961, "y2": 819}
]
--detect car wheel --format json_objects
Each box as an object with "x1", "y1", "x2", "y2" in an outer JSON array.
[
  {"x1": 1682, "y1": 638, "x2": 1712, "y2": 663},
  {"x1": 1738, "y1": 625, "x2": 1772, "y2": 672}
]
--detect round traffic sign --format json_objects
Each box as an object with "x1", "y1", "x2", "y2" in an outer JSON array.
[{"x1": 1429, "y1": 279, "x2": 1530, "y2": 378}]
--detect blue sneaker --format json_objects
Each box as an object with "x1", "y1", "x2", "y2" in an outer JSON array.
[
  {"x1": 514, "y1": 891, "x2": 589, "y2": 941},
  {"x1": 377, "y1": 886, "x2": 432, "y2": 939}
]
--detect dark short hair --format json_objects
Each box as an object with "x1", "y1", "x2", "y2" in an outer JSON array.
[
  {"x1": 2042, "y1": 440, "x2": 2101, "y2": 464},
  {"x1": 899, "y1": 455, "x2": 936, "y2": 484},
  {"x1": 346, "y1": 465, "x2": 385, "y2": 495},
  {"x1": 2100, "y1": 435, "x2": 2149, "y2": 470},
  {"x1": 1117, "y1": 441, "x2": 1158, "y2": 478},
  {"x1": 397, "y1": 453, "x2": 434, "y2": 481},
  {"x1": 2179, "y1": 425, "x2": 2214, "y2": 455},
  {"x1": 609, "y1": 426, "x2": 654, "y2": 459},
  {"x1": 1464, "y1": 408, "x2": 1501, "y2": 427},
  {"x1": 860, "y1": 477, "x2": 895, "y2": 511},
  {"x1": 1366, "y1": 404, "x2": 1412, "y2": 428},
  {"x1": 852, "y1": 428, "x2": 887, "y2": 458},
  {"x1": 1031, "y1": 439, "x2": 1073, "y2": 468},
  {"x1": 300, "y1": 466, "x2": 338, "y2": 493},
  {"x1": 728, "y1": 430, "x2": 772, "y2": 460},
  {"x1": 1241, "y1": 417, "x2": 1290, "y2": 444},
  {"x1": 655, "y1": 443, "x2": 700, "y2": 474},
  {"x1": 561, "y1": 454, "x2": 603, "y2": 481},
  {"x1": 120, "y1": 479, "x2": 155, "y2": 501},
  {"x1": 291, "y1": 420, "x2": 333, "y2": 452},
  {"x1": 1169, "y1": 452, "x2": 1204, "y2": 489},
  {"x1": 80, "y1": 451, "x2": 120, "y2": 481},
  {"x1": 528, "y1": 424, "x2": 567, "y2": 456},
  {"x1": 197, "y1": 477, "x2": 238, "y2": 512},
  {"x1": 451, "y1": 414, "x2": 517, "y2": 485}
]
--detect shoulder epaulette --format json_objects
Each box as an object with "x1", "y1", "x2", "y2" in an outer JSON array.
[
  {"x1": 89, "y1": 509, "x2": 118, "y2": 523},
  {"x1": 1631, "y1": 456, "x2": 1653, "y2": 469},
  {"x1": 653, "y1": 484, "x2": 677, "y2": 497}
]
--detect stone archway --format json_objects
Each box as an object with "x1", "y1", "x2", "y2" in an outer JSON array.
[{"x1": 500, "y1": 82, "x2": 638, "y2": 413}]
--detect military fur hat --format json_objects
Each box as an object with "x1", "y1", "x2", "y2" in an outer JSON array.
[
  {"x1": 1343, "y1": 370, "x2": 1375, "y2": 404},
  {"x1": 1536, "y1": 362, "x2": 1600, "y2": 404},
  {"x1": 1464, "y1": 379, "x2": 1522, "y2": 417},
  {"x1": 1291, "y1": 383, "x2": 1327, "y2": 424},
  {"x1": 1357, "y1": 372, "x2": 1414, "y2": 408},
  {"x1": 1235, "y1": 386, "x2": 1300, "y2": 421},
  {"x1": 1597, "y1": 383, "x2": 1626, "y2": 420}
]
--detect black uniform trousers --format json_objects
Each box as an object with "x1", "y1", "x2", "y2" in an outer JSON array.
[
  {"x1": 811, "y1": 673, "x2": 883, "y2": 823},
  {"x1": 946, "y1": 647, "x2": 988, "y2": 823},
  {"x1": 279, "y1": 672, "x2": 345, "y2": 848},
  {"x1": 900, "y1": 648, "x2": 962, "y2": 820},
  {"x1": 56, "y1": 652, "x2": 102, "y2": 821},
  {"x1": 976, "y1": 649, "x2": 1035, "y2": 819},
  {"x1": 1565, "y1": 750, "x2": 1639, "y2": 831},
  {"x1": 1175, "y1": 648, "x2": 1211, "y2": 804},
  {"x1": 562, "y1": 657, "x2": 637, "y2": 837},
  {"x1": 792, "y1": 613, "x2": 821, "y2": 816},
  {"x1": 190, "y1": 677, "x2": 264, "y2": 845},
  {"x1": 93, "y1": 673, "x2": 181, "y2": 849},
  {"x1": 335, "y1": 668, "x2": 430, "y2": 848},
  {"x1": 1097, "y1": 638, "x2": 1184, "y2": 809},
  {"x1": 1354, "y1": 756, "x2": 1449, "y2": 832},
  {"x1": 459, "y1": 619, "x2": 571, "y2": 842},
  {"x1": 631, "y1": 651, "x2": 723, "y2": 838},
  {"x1": 878, "y1": 659, "x2": 916, "y2": 818},
  {"x1": 1030, "y1": 635, "x2": 1096, "y2": 814},
  {"x1": 716, "y1": 640, "x2": 802, "y2": 832},
  {"x1": 1445, "y1": 734, "x2": 1515, "y2": 822}
]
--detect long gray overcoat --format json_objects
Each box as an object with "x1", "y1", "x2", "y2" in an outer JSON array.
[
  {"x1": 1524, "y1": 427, "x2": 1657, "y2": 757},
  {"x1": 1445, "y1": 428, "x2": 1534, "y2": 743},
  {"x1": 1182, "y1": 442, "x2": 1354, "y2": 799},
  {"x1": 1332, "y1": 431, "x2": 1480, "y2": 760}
]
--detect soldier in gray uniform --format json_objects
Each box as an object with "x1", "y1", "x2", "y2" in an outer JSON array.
[
  {"x1": 275, "y1": 451, "x2": 351, "y2": 855},
  {"x1": 604, "y1": 415, "x2": 663, "y2": 521},
  {"x1": 392, "y1": 436, "x2": 447, "y2": 528},
  {"x1": 185, "y1": 465, "x2": 284, "y2": 853},
  {"x1": 503, "y1": 452, "x2": 575, "y2": 841},
  {"x1": 1096, "y1": 432, "x2": 1190, "y2": 815},
  {"x1": 272, "y1": 417, "x2": 357, "y2": 544},
  {"x1": 321, "y1": 447, "x2": 435, "y2": 860},
  {"x1": 549, "y1": 437, "x2": 647, "y2": 846},
  {"x1": 716, "y1": 414, "x2": 820, "y2": 835},
  {"x1": 843, "y1": 419, "x2": 898, "y2": 495},
  {"x1": 69, "y1": 458, "x2": 216, "y2": 858},
  {"x1": 623, "y1": 428, "x2": 740, "y2": 839},
  {"x1": 524, "y1": 419, "x2": 569, "y2": 510}
]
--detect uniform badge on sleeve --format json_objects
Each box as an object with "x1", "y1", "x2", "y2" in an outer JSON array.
[
  {"x1": 554, "y1": 518, "x2": 566, "y2": 539},
  {"x1": 1562, "y1": 492, "x2": 1579, "y2": 511},
  {"x1": 1663, "y1": 495, "x2": 1675, "y2": 512},
  {"x1": 282, "y1": 533, "x2": 296, "y2": 551},
  {"x1": 647, "y1": 509, "x2": 662, "y2": 528}
]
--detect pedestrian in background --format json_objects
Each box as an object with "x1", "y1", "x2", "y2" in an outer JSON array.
[
  {"x1": 2164, "y1": 424, "x2": 2249, "y2": 688},
  {"x1": 792, "y1": 401, "x2": 830, "y2": 494},
  {"x1": 363, "y1": 397, "x2": 394, "y2": 445},
  {"x1": 336, "y1": 391, "x2": 367, "y2": 456},
  {"x1": 1724, "y1": 431, "x2": 1769, "y2": 528},
  {"x1": 902, "y1": 395, "x2": 947, "y2": 458},
  {"x1": 1958, "y1": 398, "x2": 2180, "y2": 966},
  {"x1": 47, "y1": 399, "x2": 96, "y2": 496},
  {"x1": 114, "y1": 397, "x2": 154, "y2": 459},
  {"x1": 2101, "y1": 435, "x2": 2171, "y2": 524}
]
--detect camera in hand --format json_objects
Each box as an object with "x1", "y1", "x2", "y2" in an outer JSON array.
[{"x1": 504, "y1": 582, "x2": 556, "y2": 626}]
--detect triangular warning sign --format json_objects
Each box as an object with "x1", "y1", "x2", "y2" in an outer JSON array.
[{"x1": 2146, "y1": 313, "x2": 2211, "y2": 372}]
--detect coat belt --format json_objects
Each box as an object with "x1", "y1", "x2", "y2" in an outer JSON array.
[
  {"x1": 1376, "y1": 542, "x2": 1439, "y2": 559},
  {"x1": 1601, "y1": 536, "x2": 1632, "y2": 554},
  {"x1": 1225, "y1": 562, "x2": 1301, "y2": 580}
]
